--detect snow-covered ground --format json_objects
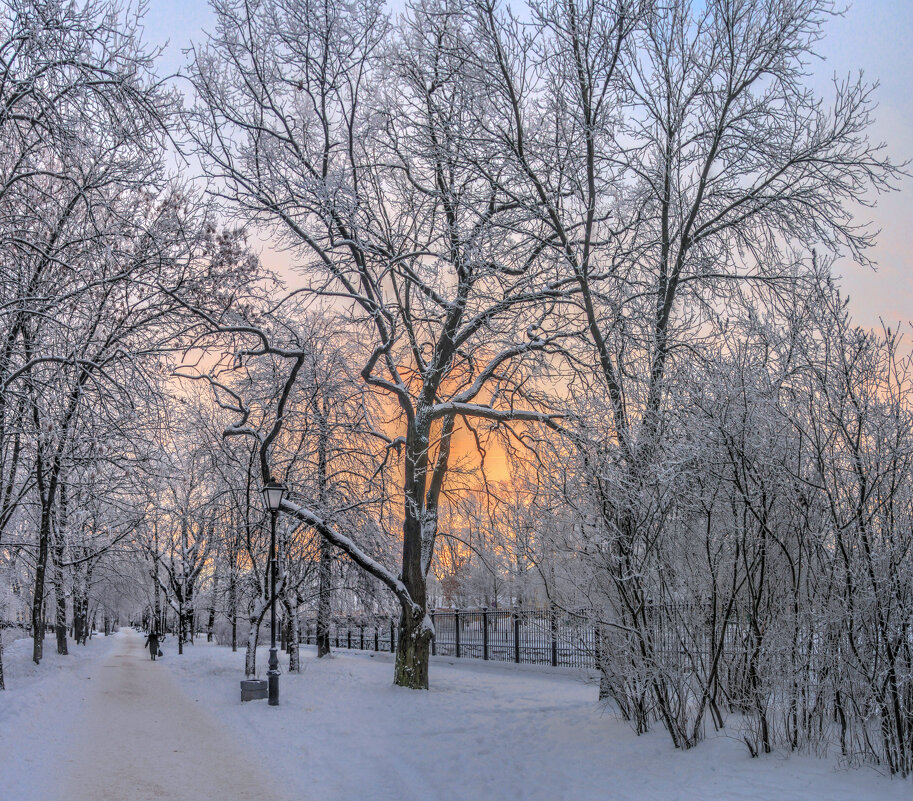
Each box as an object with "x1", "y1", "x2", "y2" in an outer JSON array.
[
  {"x1": 2, "y1": 629, "x2": 911, "y2": 801},
  {"x1": 0, "y1": 630, "x2": 119, "y2": 800},
  {"x1": 167, "y1": 640, "x2": 913, "y2": 801}
]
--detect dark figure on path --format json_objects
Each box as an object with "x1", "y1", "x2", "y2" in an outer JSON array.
[{"x1": 144, "y1": 631, "x2": 161, "y2": 661}]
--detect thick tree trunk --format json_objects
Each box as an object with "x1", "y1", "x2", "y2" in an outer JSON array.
[
  {"x1": 392, "y1": 415, "x2": 438, "y2": 689},
  {"x1": 151, "y1": 522, "x2": 162, "y2": 634},
  {"x1": 152, "y1": 573, "x2": 161, "y2": 631},
  {"x1": 394, "y1": 605, "x2": 433, "y2": 690},
  {"x1": 185, "y1": 594, "x2": 195, "y2": 646},
  {"x1": 72, "y1": 599, "x2": 82, "y2": 644},
  {"x1": 244, "y1": 592, "x2": 269, "y2": 678},
  {"x1": 51, "y1": 541, "x2": 68, "y2": 655},
  {"x1": 229, "y1": 570, "x2": 238, "y2": 651},
  {"x1": 287, "y1": 596, "x2": 300, "y2": 673},
  {"x1": 54, "y1": 582, "x2": 68, "y2": 655},
  {"x1": 316, "y1": 537, "x2": 332, "y2": 658},
  {"x1": 206, "y1": 573, "x2": 218, "y2": 642},
  {"x1": 53, "y1": 485, "x2": 69, "y2": 655},
  {"x1": 79, "y1": 563, "x2": 95, "y2": 644},
  {"x1": 315, "y1": 401, "x2": 332, "y2": 658},
  {"x1": 245, "y1": 617, "x2": 260, "y2": 678},
  {"x1": 71, "y1": 564, "x2": 86, "y2": 645},
  {"x1": 31, "y1": 509, "x2": 51, "y2": 665}
]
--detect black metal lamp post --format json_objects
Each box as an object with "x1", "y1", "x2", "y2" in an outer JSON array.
[{"x1": 260, "y1": 479, "x2": 287, "y2": 706}]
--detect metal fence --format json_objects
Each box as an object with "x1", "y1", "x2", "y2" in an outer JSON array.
[
  {"x1": 301, "y1": 607, "x2": 601, "y2": 669},
  {"x1": 302, "y1": 614, "x2": 399, "y2": 654}
]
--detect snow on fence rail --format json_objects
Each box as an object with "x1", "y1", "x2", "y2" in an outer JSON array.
[
  {"x1": 301, "y1": 604, "x2": 754, "y2": 670},
  {"x1": 0, "y1": 621, "x2": 30, "y2": 633},
  {"x1": 302, "y1": 608, "x2": 604, "y2": 669}
]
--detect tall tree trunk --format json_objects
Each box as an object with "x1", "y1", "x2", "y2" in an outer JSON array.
[
  {"x1": 52, "y1": 484, "x2": 69, "y2": 655},
  {"x1": 244, "y1": 593, "x2": 268, "y2": 678},
  {"x1": 394, "y1": 604, "x2": 432, "y2": 689},
  {"x1": 31, "y1": 505, "x2": 51, "y2": 664},
  {"x1": 392, "y1": 410, "x2": 451, "y2": 689},
  {"x1": 70, "y1": 572, "x2": 81, "y2": 641},
  {"x1": 52, "y1": 552, "x2": 68, "y2": 656},
  {"x1": 152, "y1": 522, "x2": 162, "y2": 634},
  {"x1": 393, "y1": 505, "x2": 432, "y2": 689},
  {"x1": 207, "y1": 572, "x2": 219, "y2": 642},
  {"x1": 178, "y1": 601, "x2": 184, "y2": 655},
  {"x1": 78, "y1": 596, "x2": 87, "y2": 644},
  {"x1": 185, "y1": 590, "x2": 195, "y2": 647},
  {"x1": 315, "y1": 399, "x2": 332, "y2": 657},
  {"x1": 230, "y1": 570, "x2": 238, "y2": 652},
  {"x1": 245, "y1": 616, "x2": 260, "y2": 678},
  {"x1": 316, "y1": 538, "x2": 332, "y2": 658},
  {"x1": 71, "y1": 595, "x2": 81, "y2": 643},
  {"x1": 287, "y1": 595, "x2": 300, "y2": 672},
  {"x1": 73, "y1": 560, "x2": 93, "y2": 646}
]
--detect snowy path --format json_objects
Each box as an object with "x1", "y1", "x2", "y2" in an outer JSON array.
[{"x1": 55, "y1": 629, "x2": 286, "y2": 801}]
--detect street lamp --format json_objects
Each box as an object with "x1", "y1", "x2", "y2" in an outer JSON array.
[{"x1": 260, "y1": 479, "x2": 287, "y2": 706}]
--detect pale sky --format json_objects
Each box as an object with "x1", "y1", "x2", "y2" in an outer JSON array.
[{"x1": 142, "y1": 0, "x2": 913, "y2": 331}]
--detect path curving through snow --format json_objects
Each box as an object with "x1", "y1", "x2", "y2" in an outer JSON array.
[{"x1": 56, "y1": 628, "x2": 287, "y2": 801}]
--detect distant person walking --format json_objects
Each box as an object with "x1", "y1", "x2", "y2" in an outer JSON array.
[{"x1": 144, "y1": 630, "x2": 162, "y2": 661}]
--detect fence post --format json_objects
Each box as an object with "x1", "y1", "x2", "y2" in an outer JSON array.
[
  {"x1": 430, "y1": 609, "x2": 436, "y2": 656},
  {"x1": 550, "y1": 606, "x2": 558, "y2": 667},
  {"x1": 513, "y1": 610, "x2": 521, "y2": 664},
  {"x1": 454, "y1": 608, "x2": 461, "y2": 658},
  {"x1": 482, "y1": 606, "x2": 489, "y2": 661},
  {"x1": 390, "y1": 618, "x2": 395, "y2": 653}
]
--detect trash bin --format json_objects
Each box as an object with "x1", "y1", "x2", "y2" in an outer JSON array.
[{"x1": 240, "y1": 679, "x2": 268, "y2": 702}]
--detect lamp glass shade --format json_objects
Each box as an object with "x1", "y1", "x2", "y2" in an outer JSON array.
[{"x1": 261, "y1": 481, "x2": 287, "y2": 511}]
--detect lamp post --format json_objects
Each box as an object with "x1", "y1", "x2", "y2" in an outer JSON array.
[{"x1": 260, "y1": 479, "x2": 287, "y2": 706}]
